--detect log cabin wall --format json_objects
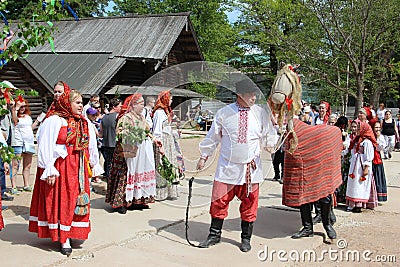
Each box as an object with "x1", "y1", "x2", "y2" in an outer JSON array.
[{"x1": 0, "y1": 61, "x2": 52, "y2": 121}]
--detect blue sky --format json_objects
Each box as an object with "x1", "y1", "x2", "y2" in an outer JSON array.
[
  {"x1": 105, "y1": 1, "x2": 240, "y2": 24},
  {"x1": 226, "y1": 9, "x2": 240, "y2": 23}
]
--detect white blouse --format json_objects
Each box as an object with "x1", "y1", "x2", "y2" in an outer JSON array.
[
  {"x1": 37, "y1": 115, "x2": 103, "y2": 180},
  {"x1": 152, "y1": 109, "x2": 168, "y2": 138}
]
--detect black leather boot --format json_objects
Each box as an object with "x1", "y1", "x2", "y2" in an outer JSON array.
[
  {"x1": 320, "y1": 198, "x2": 337, "y2": 240},
  {"x1": 240, "y1": 220, "x2": 253, "y2": 252},
  {"x1": 198, "y1": 218, "x2": 224, "y2": 248},
  {"x1": 312, "y1": 202, "x2": 322, "y2": 224},
  {"x1": 291, "y1": 203, "x2": 313, "y2": 239},
  {"x1": 330, "y1": 209, "x2": 337, "y2": 225}
]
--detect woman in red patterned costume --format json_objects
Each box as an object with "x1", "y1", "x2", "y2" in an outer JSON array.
[{"x1": 29, "y1": 88, "x2": 101, "y2": 256}]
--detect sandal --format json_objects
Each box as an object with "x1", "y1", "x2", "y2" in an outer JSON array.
[
  {"x1": 23, "y1": 186, "x2": 33, "y2": 192},
  {"x1": 10, "y1": 188, "x2": 20, "y2": 195}
]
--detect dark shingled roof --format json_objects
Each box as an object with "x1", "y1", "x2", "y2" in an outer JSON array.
[
  {"x1": 20, "y1": 13, "x2": 203, "y2": 95},
  {"x1": 106, "y1": 85, "x2": 204, "y2": 98}
]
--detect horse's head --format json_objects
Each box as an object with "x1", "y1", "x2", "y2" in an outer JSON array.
[
  {"x1": 269, "y1": 63, "x2": 303, "y2": 154},
  {"x1": 270, "y1": 64, "x2": 302, "y2": 113},
  {"x1": 271, "y1": 71, "x2": 294, "y2": 105}
]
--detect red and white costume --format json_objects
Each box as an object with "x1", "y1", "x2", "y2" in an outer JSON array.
[
  {"x1": 29, "y1": 115, "x2": 102, "y2": 243},
  {"x1": 199, "y1": 103, "x2": 276, "y2": 221}
]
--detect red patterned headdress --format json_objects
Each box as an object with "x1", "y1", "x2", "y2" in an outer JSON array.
[
  {"x1": 46, "y1": 81, "x2": 71, "y2": 115},
  {"x1": 117, "y1": 93, "x2": 143, "y2": 121},
  {"x1": 152, "y1": 90, "x2": 173, "y2": 121},
  {"x1": 349, "y1": 121, "x2": 377, "y2": 151},
  {"x1": 46, "y1": 89, "x2": 89, "y2": 151}
]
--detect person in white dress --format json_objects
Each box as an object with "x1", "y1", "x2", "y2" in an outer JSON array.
[
  {"x1": 346, "y1": 121, "x2": 378, "y2": 213},
  {"x1": 118, "y1": 94, "x2": 156, "y2": 207},
  {"x1": 10, "y1": 98, "x2": 36, "y2": 194},
  {"x1": 196, "y1": 79, "x2": 276, "y2": 252},
  {"x1": 152, "y1": 91, "x2": 181, "y2": 201}
]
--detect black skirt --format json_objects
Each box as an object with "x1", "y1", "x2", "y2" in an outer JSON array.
[{"x1": 372, "y1": 163, "x2": 387, "y2": 202}]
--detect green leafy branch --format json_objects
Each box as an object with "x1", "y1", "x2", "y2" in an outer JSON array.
[
  {"x1": 0, "y1": 0, "x2": 63, "y2": 65},
  {"x1": 0, "y1": 145, "x2": 20, "y2": 164},
  {"x1": 157, "y1": 155, "x2": 177, "y2": 185},
  {"x1": 116, "y1": 121, "x2": 149, "y2": 145}
]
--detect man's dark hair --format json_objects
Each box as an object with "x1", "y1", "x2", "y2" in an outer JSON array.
[
  {"x1": 109, "y1": 98, "x2": 121, "y2": 108},
  {"x1": 90, "y1": 94, "x2": 99, "y2": 99}
]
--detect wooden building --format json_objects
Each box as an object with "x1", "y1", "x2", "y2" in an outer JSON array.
[{"x1": 0, "y1": 12, "x2": 203, "y2": 119}]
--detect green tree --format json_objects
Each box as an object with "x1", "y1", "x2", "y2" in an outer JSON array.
[
  {"x1": 3, "y1": 0, "x2": 109, "y2": 19},
  {"x1": 236, "y1": 0, "x2": 400, "y2": 115}
]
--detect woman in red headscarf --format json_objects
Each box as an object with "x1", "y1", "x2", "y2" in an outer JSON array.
[
  {"x1": 152, "y1": 90, "x2": 181, "y2": 201},
  {"x1": 29, "y1": 88, "x2": 102, "y2": 256},
  {"x1": 106, "y1": 94, "x2": 157, "y2": 214},
  {"x1": 346, "y1": 121, "x2": 378, "y2": 213}
]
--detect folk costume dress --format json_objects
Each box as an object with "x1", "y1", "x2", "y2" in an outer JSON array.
[
  {"x1": 346, "y1": 122, "x2": 378, "y2": 209},
  {"x1": 29, "y1": 94, "x2": 101, "y2": 243},
  {"x1": 199, "y1": 103, "x2": 275, "y2": 221},
  {"x1": 373, "y1": 134, "x2": 388, "y2": 202},
  {"x1": 152, "y1": 108, "x2": 180, "y2": 200},
  {"x1": 152, "y1": 90, "x2": 183, "y2": 201},
  {"x1": 107, "y1": 112, "x2": 156, "y2": 206}
]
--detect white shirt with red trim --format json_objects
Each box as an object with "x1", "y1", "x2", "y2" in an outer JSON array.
[{"x1": 199, "y1": 103, "x2": 276, "y2": 185}]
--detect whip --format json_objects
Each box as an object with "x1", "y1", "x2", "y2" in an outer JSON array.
[{"x1": 185, "y1": 176, "x2": 201, "y2": 247}]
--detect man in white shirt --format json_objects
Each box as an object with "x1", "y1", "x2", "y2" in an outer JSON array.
[{"x1": 196, "y1": 79, "x2": 276, "y2": 252}]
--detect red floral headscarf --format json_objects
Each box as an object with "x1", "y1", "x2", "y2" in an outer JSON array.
[
  {"x1": 152, "y1": 90, "x2": 173, "y2": 122},
  {"x1": 117, "y1": 93, "x2": 142, "y2": 121},
  {"x1": 46, "y1": 81, "x2": 71, "y2": 116},
  {"x1": 349, "y1": 121, "x2": 377, "y2": 151},
  {"x1": 46, "y1": 89, "x2": 89, "y2": 151}
]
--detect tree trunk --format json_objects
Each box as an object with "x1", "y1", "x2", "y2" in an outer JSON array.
[
  {"x1": 354, "y1": 75, "x2": 364, "y2": 118},
  {"x1": 370, "y1": 88, "x2": 381, "y2": 111},
  {"x1": 270, "y1": 45, "x2": 278, "y2": 74}
]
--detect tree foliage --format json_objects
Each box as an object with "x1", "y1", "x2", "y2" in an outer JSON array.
[
  {"x1": 3, "y1": 0, "x2": 109, "y2": 19},
  {"x1": 236, "y1": 0, "x2": 400, "y2": 114},
  {"x1": 0, "y1": 0, "x2": 70, "y2": 162}
]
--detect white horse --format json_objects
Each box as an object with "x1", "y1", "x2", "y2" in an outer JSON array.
[{"x1": 269, "y1": 63, "x2": 302, "y2": 154}]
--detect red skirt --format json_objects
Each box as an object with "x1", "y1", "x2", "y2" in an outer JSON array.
[{"x1": 29, "y1": 148, "x2": 91, "y2": 243}]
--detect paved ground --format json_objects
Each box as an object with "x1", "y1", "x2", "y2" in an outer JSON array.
[{"x1": 1, "y1": 135, "x2": 399, "y2": 267}]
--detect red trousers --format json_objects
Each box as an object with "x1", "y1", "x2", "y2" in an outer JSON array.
[{"x1": 210, "y1": 180, "x2": 259, "y2": 222}]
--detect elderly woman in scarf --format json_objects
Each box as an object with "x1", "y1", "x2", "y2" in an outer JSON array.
[
  {"x1": 106, "y1": 94, "x2": 156, "y2": 214},
  {"x1": 346, "y1": 121, "x2": 378, "y2": 213},
  {"x1": 152, "y1": 90, "x2": 182, "y2": 201},
  {"x1": 29, "y1": 88, "x2": 102, "y2": 256}
]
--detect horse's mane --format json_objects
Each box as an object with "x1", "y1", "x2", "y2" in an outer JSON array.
[{"x1": 270, "y1": 64, "x2": 302, "y2": 154}]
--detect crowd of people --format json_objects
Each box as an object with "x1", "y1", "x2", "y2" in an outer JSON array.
[
  {"x1": 0, "y1": 80, "x2": 184, "y2": 255},
  {"x1": 0, "y1": 77, "x2": 399, "y2": 256},
  {"x1": 278, "y1": 101, "x2": 398, "y2": 216}
]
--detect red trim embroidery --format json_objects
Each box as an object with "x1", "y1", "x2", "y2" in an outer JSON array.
[
  {"x1": 127, "y1": 170, "x2": 156, "y2": 185},
  {"x1": 238, "y1": 107, "x2": 249, "y2": 144}
]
